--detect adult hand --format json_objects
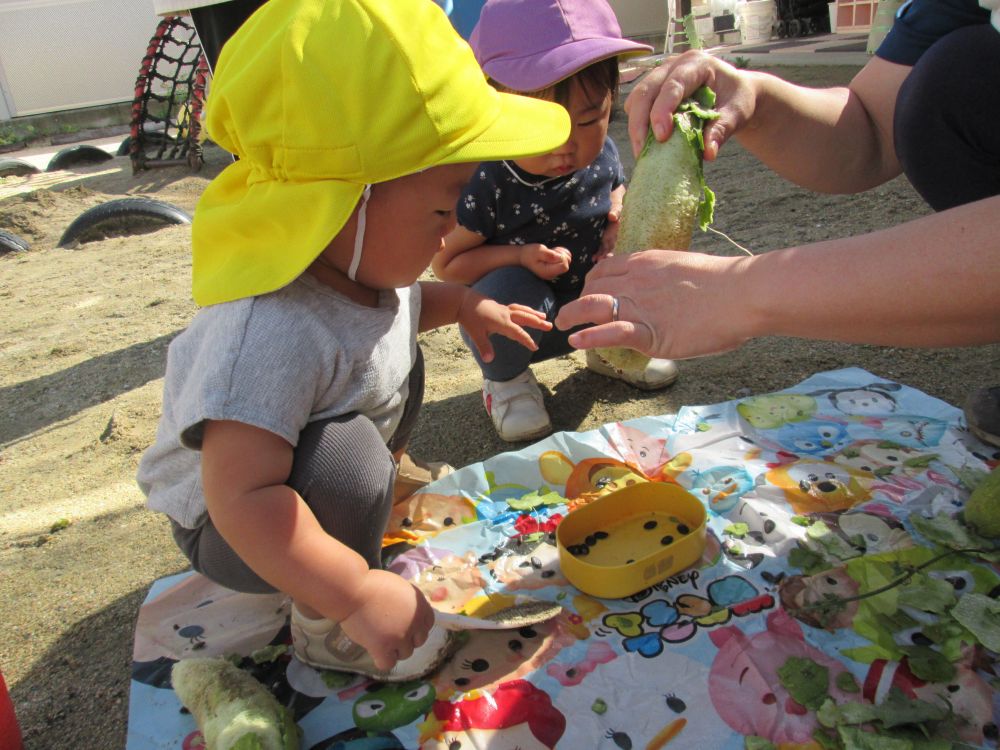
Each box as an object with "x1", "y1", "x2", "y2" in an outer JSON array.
[
  {"x1": 554, "y1": 250, "x2": 755, "y2": 360},
  {"x1": 339, "y1": 569, "x2": 436, "y2": 671},
  {"x1": 624, "y1": 50, "x2": 757, "y2": 161},
  {"x1": 458, "y1": 290, "x2": 551, "y2": 362},
  {"x1": 520, "y1": 242, "x2": 572, "y2": 280}
]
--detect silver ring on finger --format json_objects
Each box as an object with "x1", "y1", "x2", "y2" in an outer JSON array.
[{"x1": 611, "y1": 296, "x2": 620, "y2": 323}]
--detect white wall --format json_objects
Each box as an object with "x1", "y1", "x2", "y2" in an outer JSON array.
[
  {"x1": 0, "y1": 0, "x2": 160, "y2": 117},
  {"x1": 608, "y1": 0, "x2": 669, "y2": 37}
]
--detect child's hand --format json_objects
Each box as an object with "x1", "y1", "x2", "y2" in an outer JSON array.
[
  {"x1": 458, "y1": 290, "x2": 552, "y2": 362},
  {"x1": 520, "y1": 243, "x2": 572, "y2": 280},
  {"x1": 595, "y1": 185, "x2": 625, "y2": 262},
  {"x1": 339, "y1": 569, "x2": 436, "y2": 671}
]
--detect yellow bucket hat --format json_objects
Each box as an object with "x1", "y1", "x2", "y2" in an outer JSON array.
[{"x1": 193, "y1": 0, "x2": 571, "y2": 306}]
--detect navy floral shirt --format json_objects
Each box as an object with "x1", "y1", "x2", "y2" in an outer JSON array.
[{"x1": 456, "y1": 136, "x2": 625, "y2": 295}]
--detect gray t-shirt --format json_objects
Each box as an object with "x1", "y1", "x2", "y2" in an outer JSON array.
[{"x1": 137, "y1": 273, "x2": 420, "y2": 528}]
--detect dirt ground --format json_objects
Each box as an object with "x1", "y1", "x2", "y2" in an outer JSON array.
[{"x1": 1, "y1": 64, "x2": 997, "y2": 749}]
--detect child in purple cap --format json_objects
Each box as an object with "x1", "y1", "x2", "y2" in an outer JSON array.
[{"x1": 433, "y1": 0, "x2": 678, "y2": 443}]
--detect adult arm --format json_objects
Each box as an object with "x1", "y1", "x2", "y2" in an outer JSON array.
[
  {"x1": 555, "y1": 195, "x2": 1000, "y2": 357},
  {"x1": 625, "y1": 51, "x2": 910, "y2": 193}
]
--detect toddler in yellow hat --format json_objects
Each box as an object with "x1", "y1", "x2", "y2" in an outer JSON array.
[
  {"x1": 432, "y1": 0, "x2": 678, "y2": 445},
  {"x1": 136, "y1": 0, "x2": 569, "y2": 681}
]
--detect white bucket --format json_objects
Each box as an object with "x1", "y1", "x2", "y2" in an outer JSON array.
[
  {"x1": 828, "y1": 1, "x2": 838, "y2": 32},
  {"x1": 737, "y1": 0, "x2": 775, "y2": 43}
]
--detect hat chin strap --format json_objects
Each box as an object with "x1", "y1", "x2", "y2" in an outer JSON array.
[{"x1": 347, "y1": 184, "x2": 372, "y2": 282}]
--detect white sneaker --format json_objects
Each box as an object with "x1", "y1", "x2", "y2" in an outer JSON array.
[
  {"x1": 586, "y1": 349, "x2": 679, "y2": 391},
  {"x1": 290, "y1": 605, "x2": 456, "y2": 682},
  {"x1": 482, "y1": 370, "x2": 552, "y2": 442}
]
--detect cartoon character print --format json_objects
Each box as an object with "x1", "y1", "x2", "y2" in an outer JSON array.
[
  {"x1": 429, "y1": 614, "x2": 575, "y2": 699},
  {"x1": 736, "y1": 393, "x2": 817, "y2": 430},
  {"x1": 132, "y1": 573, "x2": 289, "y2": 688},
  {"x1": 600, "y1": 574, "x2": 774, "y2": 657},
  {"x1": 307, "y1": 680, "x2": 437, "y2": 747},
  {"x1": 420, "y1": 679, "x2": 566, "y2": 749},
  {"x1": 773, "y1": 418, "x2": 853, "y2": 458},
  {"x1": 807, "y1": 382, "x2": 901, "y2": 416},
  {"x1": 384, "y1": 492, "x2": 478, "y2": 546},
  {"x1": 606, "y1": 421, "x2": 673, "y2": 477},
  {"x1": 708, "y1": 609, "x2": 855, "y2": 745},
  {"x1": 552, "y1": 650, "x2": 731, "y2": 749},
  {"x1": 832, "y1": 440, "x2": 925, "y2": 502},
  {"x1": 863, "y1": 650, "x2": 999, "y2": 746},
  {"x1": 760, "y1": 458, "x2": 872, "y2": 514},
  {"x1": 538, "y1": 449, "x2": 691, "y2": 511},
  {"x1": 387, "y1": 546, "x2": 487, "y2": 613},
  {"x1": 815, "y1": 508, "x2": 914, "y2": 556},
  {"x1": 857, "y1": 415, "x2": 949, "y2": 449},
  {"x1": 779, "y1": 566, "x2": 861, "y2": 630},
  {"x1": 723, "y1": 495, "x2": 809, "y2": 565},
  {"x1": 479, "y1": 530, "x2": 569, "y2": 591},
  {"x1": 687, "y1": 464, "x2": 754, "y2": 515}
]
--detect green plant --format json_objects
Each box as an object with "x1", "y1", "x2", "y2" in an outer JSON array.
[{"x1": 734, "y1": 56, "x2": 751, "y2": 69}]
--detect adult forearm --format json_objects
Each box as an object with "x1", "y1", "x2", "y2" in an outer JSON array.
[
  {"x1": 743, "y1": 196, "x2": 1000, "y2": 347},
  {"x1": 737, "y1": 72, "x2": 896, "y2": 194}
]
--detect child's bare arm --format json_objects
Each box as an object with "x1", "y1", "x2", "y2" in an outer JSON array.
[
  {"x1": 201, "y1": 419, "x2": 434, "y2": 669},
  {"x1": 434, "y1": 225, "x2": 571, "y2": 283},
  {"x1": 595, "y1": 184, "x2": 626, "y2": 262},
  {"x1": 418, "y1": 281, "x2": 552, "y2": 361}
]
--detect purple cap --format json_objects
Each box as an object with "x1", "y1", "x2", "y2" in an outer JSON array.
[{"x1": 470, "y1": 0, "x2": 653, "y2": 92}]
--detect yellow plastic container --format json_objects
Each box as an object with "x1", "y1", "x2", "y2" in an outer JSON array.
[{"x1": 556, "y1": 482, "x2": 707, "y2": 599}]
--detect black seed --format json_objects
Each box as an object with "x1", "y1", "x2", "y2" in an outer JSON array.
[
  {"x1": 643, "y1": 520, "x2": 658, "y2": 530},
  {"x1": 577, "y1": 544, "x2": 590, "y2": 556},
  {"x1": 508, "y1": 639, "x2": 523, "y2": 651},
  {"x1": 594, "y1": 531, "x2": 609, "y2": 539},
  {"x1": 677, "y1": 524, "x2": 690, "y2": 535},
  {"x1": 585, "y1": 534, "x2": 598, "y2": 546},
  {"x1": 660, "y1": 535, "x2": 674, "y2": 545},
  {"x1": 626, "y1": 559, "x2": 635, "y2": 564}
]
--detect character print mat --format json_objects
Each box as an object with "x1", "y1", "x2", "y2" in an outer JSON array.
[{"x1": 127, "y1": 368, "x2": 1000, "y2": 750}]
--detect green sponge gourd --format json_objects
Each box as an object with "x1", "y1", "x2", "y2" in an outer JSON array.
[
  {"x1": 593, "y1": 87, "x2": 718, "y2": 374},
  {"x1": 964, "y1": 466, "x2": 1000, "y2": 538},
  {"x1": 172, "y1": 657, "x2": 301, "y2": 750}
]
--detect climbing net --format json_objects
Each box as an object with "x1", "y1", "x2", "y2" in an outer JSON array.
[{"x1": 129, "y1": 15, "x2": 208, "y2": 174}]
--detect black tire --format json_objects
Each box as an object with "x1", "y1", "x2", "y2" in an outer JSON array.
[
  {"x1": 788, "y1": 19, "x2": 803, "y2": 36},
  {"x1": 58, "y1": 198, "x2": 192, "y2": 248},
  {"x1": 0, "y1": 158, "x2": 41, "y2": 178},
  {"x1": 46, "y1": 144, "x2": 114, "y2": 172},
  {"x1": 0, "y1": 229, "x2": 30, "y2": 255}
]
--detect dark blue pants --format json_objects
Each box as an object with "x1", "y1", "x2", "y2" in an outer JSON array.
[{"x1": 894, "y1": 24, "x2": 1000, "y2": 211}]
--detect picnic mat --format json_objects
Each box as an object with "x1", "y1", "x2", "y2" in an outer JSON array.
[{"x1": 127, "y1": 367, "x2": 1000, "y2": 749}]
